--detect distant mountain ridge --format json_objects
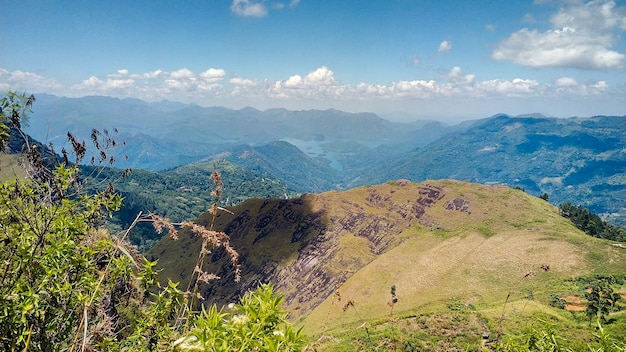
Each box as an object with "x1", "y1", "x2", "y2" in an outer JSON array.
[
  {"x1": 364, "y1": 114, "x2": 626, "y2": 224},
  {"x1": 25, "y1": 95, "x2": 626, "y2": 224},
  {"x1": 27, "y1": 94, "x2": 446, "y2": 171}
]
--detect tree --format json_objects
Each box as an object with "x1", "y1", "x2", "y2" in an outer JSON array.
[{"x1": 585, "y1": 276, "x2": 623, "y2": 324}]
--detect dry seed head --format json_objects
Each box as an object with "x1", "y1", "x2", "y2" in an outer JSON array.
[{"x1": 197, "y1": 272, "x2": 220, "y2": 284}]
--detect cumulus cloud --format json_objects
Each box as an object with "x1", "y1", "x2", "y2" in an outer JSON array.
[
  {"x1": 438, "y1": 40, "x2": 452, "y2": 53},
  {"x1": 304, "y1": 66, "x2": 336, "y2": 85},
  {"x1": 231, "y1": 0, "x2": 268, "y2": 17},
  {"x1": 230, "y1": 77, "x2": 258, "y2": 87},
  {"x1": 284, "y1": 74, "x2": 303, "y2": 88},
  {"x1": 142, "y1": 69, "x2": 164, "y2": 79},
  {"x1": 73, "y1": 76, "x2": 134, "y2": 91},
  {"x1": 493, "y1": 0, "x2": 626, "y2": 69},
  {"x1": 1, "y1": 66, "x2": 621, "y2": 118},
  {"x1": 447, "y1": 66, "x2": 475, "y2": 84},
  {"x1": 170, "y1": 68, "x2": 196, "y2": 80},
  {"x1": 0, "y1": 69, "x2": 61, "y2": 92},
  {"x1": 475, "y1": 78, "x2": 542, "y2": 97},
  {"x1": 200, "y1": 68, "x2": 226, "y2": 82},
  {"x1": 555, "y1": 76, "x2": 579, "y2": 87}
]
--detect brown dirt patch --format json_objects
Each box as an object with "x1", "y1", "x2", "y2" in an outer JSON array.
[{"x1": 563, "y1": 294, "x2": 586, "y2": 312}]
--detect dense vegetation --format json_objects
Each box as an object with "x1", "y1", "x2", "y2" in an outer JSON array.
[
  {"x1": 559, "y1": 201, "x2": 626, "y2": 242},
  {"x1": 83, "y1": 161, "x2": 299, "y2": 251},
  {"x1": 0, "y1": 92, "x2": 303, "y2": 351}
]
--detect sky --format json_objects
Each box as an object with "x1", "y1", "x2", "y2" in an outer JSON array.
[{"x1": 1, "y1": 0, "x2": 626, "y2": 122}]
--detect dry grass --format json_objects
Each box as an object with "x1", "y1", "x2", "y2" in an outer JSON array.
[
  {"x1": 299, "y1": 180, "x2": 626, "y2": 334},
  {"x1": 0, "y1": 154, "x2": 26, "y2": 181},
  {"x1": 147, "y1": 178, "x2": 626, "y2": 338}
]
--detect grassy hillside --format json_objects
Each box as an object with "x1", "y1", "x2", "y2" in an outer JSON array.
[
  {"x1": 364, "y1": 115, "x2": 626, "y2": 226},
  {"x1": 0, "y1": 154, "x2": 26, "y2": 181},
  {"x1": 147, "y1": 179, "x2": 626, "y2": 349}
]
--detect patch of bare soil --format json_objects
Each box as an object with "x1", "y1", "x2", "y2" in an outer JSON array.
[{"x1": 563, "y1": 295, "x2": 586, "y2": 312}]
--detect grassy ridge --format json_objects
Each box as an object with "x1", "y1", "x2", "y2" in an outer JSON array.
[
  {"x1": 148, "y1": 179, "x2": 626, "y2": 349},
  {"x1": 300, "y1": 180, "x2": 615, "y2": 331}
]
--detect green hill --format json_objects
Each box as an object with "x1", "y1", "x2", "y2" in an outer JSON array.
[
  {"x1": 147, "y1": 179, "x2": 626, "y2": 348},
  {"x1": 364, "y1": 115, "x2": 626, "y2": 225},
  {"x1": 86, "y1": 159, "x2": 299, "y2": 251}
]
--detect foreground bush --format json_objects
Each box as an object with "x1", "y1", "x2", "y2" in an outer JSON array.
[
  {"x1": 0, "y1": 92, "x2": 304, "y2": 351},
  {"x1": 174, "y1": 284, "x2": 304, "y2": 351}
]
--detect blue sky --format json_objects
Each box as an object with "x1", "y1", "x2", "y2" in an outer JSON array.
[{"x1": 1, "y1": 0, "x2": 626, "y2": 122}]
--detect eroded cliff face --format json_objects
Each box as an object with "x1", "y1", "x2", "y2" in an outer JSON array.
[{"x1": 150, "y1": 180, "x2": 478, "y2": 319}]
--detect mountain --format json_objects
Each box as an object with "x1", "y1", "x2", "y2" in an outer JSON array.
[
  {"x1": 87, "y1": 159, "x2": 299, "y2": 251},
  {"x1": 361, "y1": 114, "x2": 626, "y2": 225},
  {"x1": 26, "y1": 95, "x2": 452, "y2": 171},
  {"x1": 201, "y1": 141, "x2": 341, "y2": 193},
  {"x1": 25, "y1": 95, "x2": 626, "y2": 225},
  {"x1": 147, "y1": 180, "x2": 626, "y2": 339}
]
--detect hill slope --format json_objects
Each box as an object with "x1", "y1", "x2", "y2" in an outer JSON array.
[
  {"x1": 203, "y1": 141, "x2": 341, "y2": 193},
  {"x1": 87, "y1": 159, "x2": 299, "y2": 250},
  {"x1": 363, "y1": 115, "x2": 626, "y2": 225},
  {"x1": 147, "y1": 179, "x2": 626, "y2": 333}
]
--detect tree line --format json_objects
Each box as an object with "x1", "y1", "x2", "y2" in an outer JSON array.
[{"x1": 559, "y1": 201, "x2": 626, "y2": 242}]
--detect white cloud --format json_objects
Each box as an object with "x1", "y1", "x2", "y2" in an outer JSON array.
[
  {"x1": 289, "y1": 0, "x2": 300, "y2": 8},
  {"x1": 2, "y1": 66, "x2": 623, "y2": 119},
  {"x1": 438, "y1": 40, "x2": 452, "y2": 53},
  {"x1": 170, "y1": 68, "x2": 196, "y2": 79},
  {"x1": 0, "y1": 69, "x2": 61, "y2": 92},
  {"x1": 393, "y1": 80, "x2": 438, "y2": 97},
  {"x1": 493, "y1": 0, "x2": 626, "y2": 69},
  {"x1": 284, "y1": 74, "x2": 303, "y2": 88},
  {"x1": 73, "y1": 76, "x2": 134, "y2": 90},
  {"x1": 476, "y1": 78, "x2": 542, "y2": 97},
  {"x1": 230, "y1": 77, "x2": 258, "y2": 87},
  {"x1": 74, "y1": 76, "x2": 104, "y2": 89},
  {"x1": 555, "y1": 77, "x2": 578, "y2": 87},
  {"x1": 231, "y1": 0, "x2": 268, "y2": 17},
  {"x1": 108, "y1": 69, "x2": 129, "y2": 78},
  {"x1": 591, "y1": 80, "x2": 608, "y2": 90},
  {"x1": 304, "y1": 66, "x2": 335, "y2": 85},
  {"x1": 107, "y1": 78, "x2": 134, "y2": 89},
  {"x1": 142, "y1": 70, "x2": 164, "y2": 79},
  {"x1": 200, "y1": 68, "x2": 226, "y2": 82},
  {"x1": 448, "y1": 66, "x2": 462, "y2": 79}
]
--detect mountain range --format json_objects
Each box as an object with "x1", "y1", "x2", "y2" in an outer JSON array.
[{"x1": 25, "y1": 95, "x2": 626, "y2": 225}]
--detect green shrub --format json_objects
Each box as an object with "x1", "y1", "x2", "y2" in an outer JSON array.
[{"x1": 174, "y1": 284, "x2": 304, "y2": 351}]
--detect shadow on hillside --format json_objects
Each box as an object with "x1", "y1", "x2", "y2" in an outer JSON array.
[{"x1": 176, "y1": 194, "x2": 326, "y2": 307}]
